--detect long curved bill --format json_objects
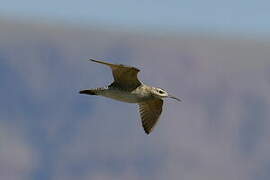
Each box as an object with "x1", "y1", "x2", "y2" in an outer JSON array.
[{"x1": 168, "y1": 95, "x2": 182, "y2": 102}]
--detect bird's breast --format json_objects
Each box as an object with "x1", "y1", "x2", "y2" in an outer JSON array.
[{"x1": 99, "y1": 89, "x2": 150, "y2": 103}]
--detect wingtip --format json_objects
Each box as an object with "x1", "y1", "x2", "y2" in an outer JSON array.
[
  {"x1": 88, "y1": 58, "x2": 111, "y2": 65},
  {"x1": 89, "y1": 58, "x2": 102, "y2": 63},
  {"x1": 144, "y1": 129, "x2": 151, "y2": 135}
]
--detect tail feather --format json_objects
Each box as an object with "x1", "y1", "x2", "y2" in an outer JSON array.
[
  {"x1": 79, "y1": 89, "x2": 97, "y2": 95},
  {"x1": 79, "y1": 87, "x2": 107, "y2": 95}
]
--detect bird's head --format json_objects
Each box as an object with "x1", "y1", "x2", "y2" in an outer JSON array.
[{"x1": 152, "y1": 87, "x2": 181, "y2": 102}]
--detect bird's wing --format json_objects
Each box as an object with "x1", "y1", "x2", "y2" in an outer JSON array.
[
  {"x1": 138, "y1": 98, "x2": 163, "y2": 134},
  {"x1": 90, "y1": 59, "x2": 141, "y2": 90}
]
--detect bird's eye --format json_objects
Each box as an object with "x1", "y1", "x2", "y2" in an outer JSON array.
[{"x1": 158, "y1": 90, "x2": 164, "y2": 94}]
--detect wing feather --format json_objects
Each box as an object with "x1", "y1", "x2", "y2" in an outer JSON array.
[
  {"x1": 138, "y1": 98, "x2": 163, "y2": 134},
  {"x1": 90, "y1": 59, "x2": 141, "y2": 90}
]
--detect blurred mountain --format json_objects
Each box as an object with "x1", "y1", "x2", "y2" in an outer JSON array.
[{"x1": 1, "y1": 18, "x2": 270, "y2": 180}]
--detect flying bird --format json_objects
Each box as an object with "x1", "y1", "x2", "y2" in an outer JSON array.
[{"x1": 80, "y1": 59, "x2": 181, "y2": 134}]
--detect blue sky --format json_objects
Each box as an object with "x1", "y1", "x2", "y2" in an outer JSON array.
[{"x1": 1, "y1": 0, "x2": 270, "y2": 35}]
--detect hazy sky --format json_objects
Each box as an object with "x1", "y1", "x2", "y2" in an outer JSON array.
[
  {"x1": 1, "y1": 20, "x2": 270, "y2": 180},
  {"x1": 1, "y1": 0, "x2": 270, "y2": 35}
]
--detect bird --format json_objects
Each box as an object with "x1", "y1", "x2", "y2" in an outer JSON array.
[{"x1": 79, "y1": 59, "x2": 181, "y2": 134}]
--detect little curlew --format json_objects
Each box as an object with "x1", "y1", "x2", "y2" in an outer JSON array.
[{"x1": 79, "y1": 59, "x2": 181, "y2": 134}]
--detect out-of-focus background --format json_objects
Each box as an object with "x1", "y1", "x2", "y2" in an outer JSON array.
[{"x1": 1, "y1": 1, "x2": 270, "y2": 180}]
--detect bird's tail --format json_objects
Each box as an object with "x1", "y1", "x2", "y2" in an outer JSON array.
[
  {"x1": 79, "y1": 89, "x2": 97, "y2": 95},
  {"x1": 79, "y1": 87, "x2": 107, "y2": 95}
]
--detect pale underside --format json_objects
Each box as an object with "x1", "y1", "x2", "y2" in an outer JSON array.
[{"x1": 99, "y1": 85, "x2": 151, "y2": 103}]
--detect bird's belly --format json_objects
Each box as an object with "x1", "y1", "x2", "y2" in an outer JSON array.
[{"x1": 101, "y1": 90, "x2": 146, "y2": 103}]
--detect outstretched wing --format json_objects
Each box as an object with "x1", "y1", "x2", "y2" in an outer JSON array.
[
  {"x1": 90, "y1": 59, "x2": 141, "y2": 90},
  {"x1": 138, "y1": 98, "x2": 163, "y2": 134}
]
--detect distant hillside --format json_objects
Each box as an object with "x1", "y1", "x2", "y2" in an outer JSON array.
[{"x1": 1, "y1": 17, "x2": 269, "y2": 78}]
